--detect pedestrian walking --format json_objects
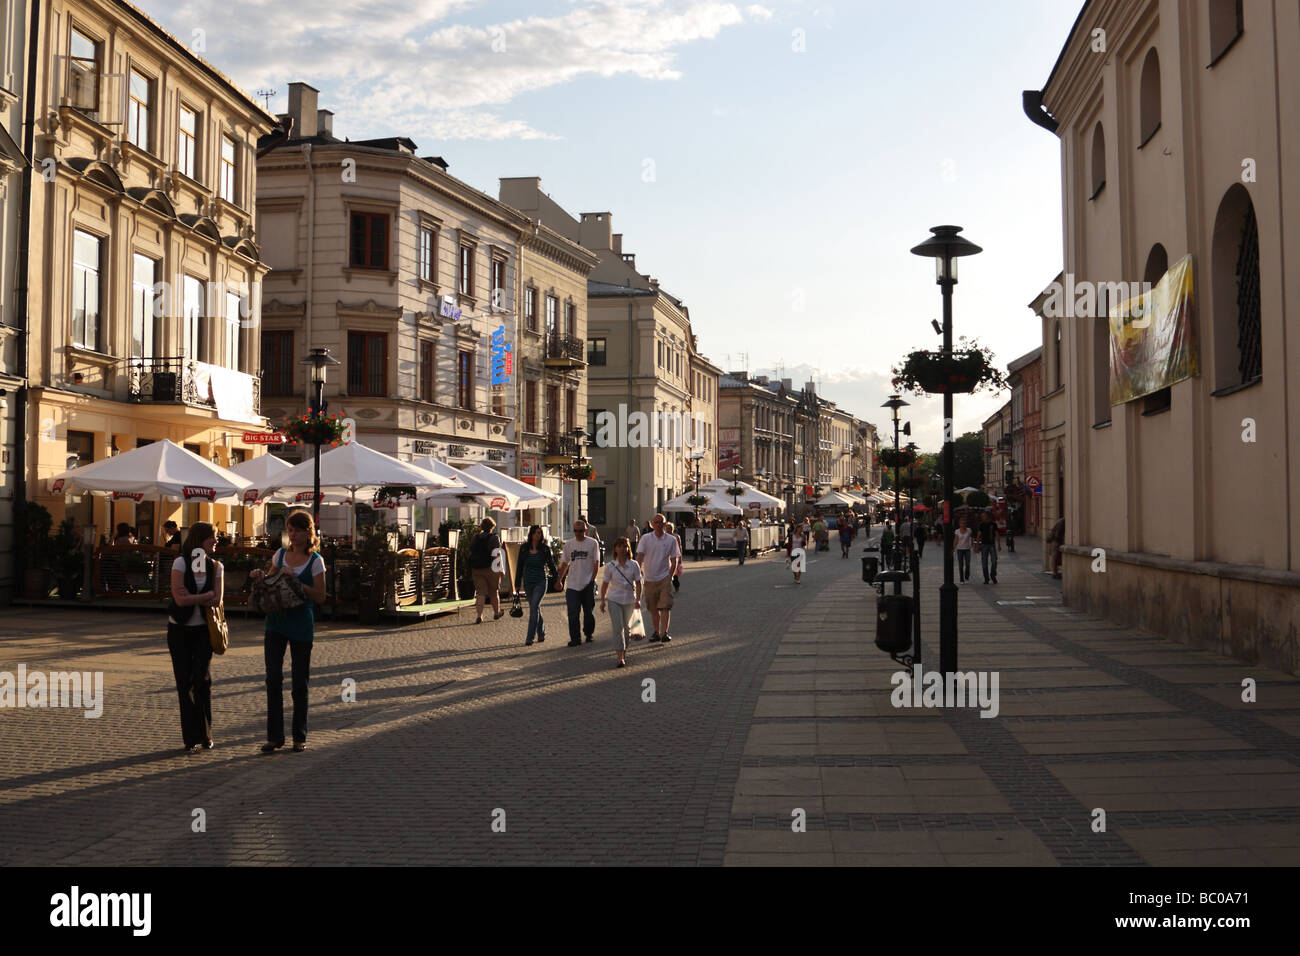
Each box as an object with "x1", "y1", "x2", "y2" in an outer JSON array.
[
  {"x1": 788, "y1": 525, "x2": 808, "y2": 584},
  {"x1": 625, "y1": 519, "x2": 641, "y2": 549},
  {"x1": 880, "y1": 524, "x2": 895, "y2": 569},
  {"x1": 977, "y1": 509, "x2": 1001, "y2": 584},
  {"x1": 954, "y1": 515, "x2": 974, "y2": 583},
  {"x1": 839, "y1": 520, "x2": 854, "y2": 558},
  {"x1": 558, "y1": 519, "x2": 601, "y2": 646},
  {"x1": 735, "y1": 519, "x2": 750, "y2": 565},
  {"x1": 598, "y1": 537, "x2": 643, "y2": 668},
  {"x1": 1049, "y1": 515, "x2": 1066, "y2": 578},
  {"x1": 914, "y1": 521, "x2": 927, "y2": 559},
  {"x1": 636, "y1": 513, "x2": 683, "y2": 643},
  {"x1": 252, "y1": 510, "x2": 327, "y2": 753},
  {"x1": 469, "y1": 516, "x2": 504, "y2": 624},
  {"x1": 167, "y1": 521, "x2": 222, "y2": 753},
  {"x1": 513, "y1": 525, "x2": 558, "y2": 646}
]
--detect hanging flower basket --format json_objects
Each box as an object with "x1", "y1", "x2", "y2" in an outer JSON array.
[
  {"x1": 878, "y1": 447, "x2": 917, "y2": 470},
  {"x1": 564, "y1": 464, "x2": 594, "y2": 482},
  {"x1": 282, "y1": 413, "x2": 346, "y2": 446},
  {"x1": 723, "y1": 485, "x2": 744, "y2": 498},
  {"x1": 686, "y1": 494, "x2": 709, "y2": 508},
  {"x1": 890, "y1": 342, "x2": 1006, "y2": 396},
  {"x1": 375, "y1": 484, "x2": 417, "y2": 504}
]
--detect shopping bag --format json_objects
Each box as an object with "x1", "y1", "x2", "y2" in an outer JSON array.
[{"x1": 627, "y1": 608, "x2": 646, "y2": 639}]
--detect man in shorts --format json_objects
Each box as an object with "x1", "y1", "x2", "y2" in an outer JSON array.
[{"x1": 637, "y1": 513, "x2": 683, "y2": 643}]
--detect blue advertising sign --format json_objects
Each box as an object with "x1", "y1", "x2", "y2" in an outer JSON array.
[{"x1": 490, "y1": 325, "x2": 513, "y2": 386}]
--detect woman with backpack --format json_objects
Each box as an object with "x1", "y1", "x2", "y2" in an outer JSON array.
[
  {"x1": 469, "y1": 516, "x2": 504, "y2": 624},
  {"x1": 167, "y1": 521, "x2": 222, "y2": 753}
]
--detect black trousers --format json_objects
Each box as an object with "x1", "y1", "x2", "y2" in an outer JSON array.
[
  {"x1": 566, "y1": 581, "x2": 596, "y2": 642},
  {"x1": 167, "y1": 622, "x2": 213, "y2": 748},
  {"x1": 265, "y1": 632, "x2": 313, "y2": 745}
]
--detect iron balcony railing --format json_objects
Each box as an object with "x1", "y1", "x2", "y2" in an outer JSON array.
[
  {"x1": 126, "y1": 356, "x2": 262, "y2": 416},
  {"x1": 544, "y1": 332, "x2": 586, "y2": 363},
  {"x1": 544, "y1": 434, "x2": 580, "y2": 458}
]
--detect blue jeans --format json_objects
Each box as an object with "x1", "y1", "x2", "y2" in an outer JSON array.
[
  {"x1": 981, "y1": 543, "x2": 998, "y2": 581},
  {"x1": 957, "y1": 549, "x2": 972, "y2": 581},
  {"x1": 566, "y1": 580, "x2": 596, "y2": 642},
  {"x1": 524, "y1": 579, "x2": 547, "y2": 644},
  {"x1": 265, "y1": 632, "x2": 312, "y2": 745}
]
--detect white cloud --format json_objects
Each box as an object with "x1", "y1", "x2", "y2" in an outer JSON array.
[
  {"x1": 745, "y1": 5, "x2": 774, "y2": 21},
  {"x1": 153, "y1": 0, "x2": 751, "y2": 140}
]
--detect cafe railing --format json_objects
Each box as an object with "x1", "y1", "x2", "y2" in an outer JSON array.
[{"x1": 92, "y1": 545, "x2": 172, "y2": 600}]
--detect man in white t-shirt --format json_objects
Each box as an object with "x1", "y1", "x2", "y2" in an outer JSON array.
[
  {"x1": 558, "y1": 519, "x2": 602, "y2": 646},
  {"x1": 636, "y1": 513, "x2": 683, "y2": 643}
]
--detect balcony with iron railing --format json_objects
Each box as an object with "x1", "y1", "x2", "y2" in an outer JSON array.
[
  {"x1": 544, "y1": 332, "x2": 586, "y2": 368},
  {"x1": 542, "y1": 432, "x2": 580, "y2": 465},
  {"x1": 126, "y1": 356, "x2": 262, "y2": 423}
]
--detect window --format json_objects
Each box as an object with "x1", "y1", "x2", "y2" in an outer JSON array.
[
  {"x1": 1090, "y1": 122, "x2": 1106, "y2": 199},
  {"x1": 544, "y1": 295, "x2": 557, "y2": 333},
  {"x1": 458, "y1": 245, "x2": 474, "y2": 297},
  {"x1": 178, "y1": 106, "x2": 197, "y2": 179},
  {"x1": 1208, "y1": 0, "x2": 1243, "y2": 65},
  {"x1": 1211, "y1": 185, "x2": 1261, "y2": 391},
  {"x1": 261, "y1": 330, "x2": 294, "y2": 395},
  {"x1": 524, "y1": 287, "x2": 537, "y2": 332},
  {"x1": 183, "y1": 275, "x2": 204, "y2": 361},
  {"x1": 491, "y1": 259, "x2": 506, "y2": 310},
  {"x1": 565, "y1": 301, "x2": 575, "y2": 337},
  {"x1": 457, "y1": 349, "x2": 474, "y2": 409},
  {"x1": 587, "y1": 487, "x2": 607, "y2": 525},
  {"x1": 130, "y1": 253, "x2": 157, "y2": 359},
  {"x1": 219, "y1": 135, "x2": 237, "y2": 202},
  {"x1": 69, "y1": 29, "x2": 100, "y2": 116},
  {"x1": 127, "y1": 69, "x2": 152, "y2": 151},
  {"x1": 1141, "y1": 244, "x2": 1172, "y2": 413},
  {"x1": 545, "y1": 385, "x2": 559, "y2": 437},
  {"x1": 350, "y1": 212, "x2": 388, "y2": 270},
  {"x1": 348, "y1": 331, "x2": 387, "y2": 396},
  {"x1": 419, "y1": 340, "x2": 434, "y2": 402},
  {"x1": 1138, "y1": 49, "x2": 1161, "y2": 147},
  {"x1": 418, "y1": 226, "x2": 435, "y2": 283},
  {"x1": 587, "y1": 408, "x2": 604, "y2": 445},
  {"x1": 587, "y1": 337, "x2": 607, "y2": 366},
  {"x1": 224, "y1": 291, "x2": 242, "y2": 369},
  {"x1": 1053, "y1": 322, "x2": 1063, "y2": 390},
  {"x1": 525, "y1": 380, "x2": 538, "y2": 432},
  {"x1": 71, "y1": 231, "x2": 101, "y2": 351},
  {"x1": 491, "y1": 385, "x2": 505, "y2": 418}
]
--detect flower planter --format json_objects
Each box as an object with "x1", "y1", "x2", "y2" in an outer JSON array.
[{"x1": 891, "y1": 346, "x2": 1006, "y2": 396}]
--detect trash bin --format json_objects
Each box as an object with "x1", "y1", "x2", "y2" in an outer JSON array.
[
  {"x1": 875, "y1": 593, "x2": 913, "y2": 654},
  {"x1": 861, "y1": 554, "x2": 879, "y2": 584}
]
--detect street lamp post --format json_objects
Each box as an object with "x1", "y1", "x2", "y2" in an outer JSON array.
[
  {"x1": 300, "y1": 347, "x2": 339, "y2": 527},
  {"x1": 571, "y1": 427, "x2": 587, "y2": 523},
  {"x1": 910, "y1": 224, "x2": 982, "y2": 681},
  {"x1": 881, "y1": 395, "x2": 909, "y2": 570},
  {"x1": 731, "y1": 464, "x2": 741, "y2": 509}
]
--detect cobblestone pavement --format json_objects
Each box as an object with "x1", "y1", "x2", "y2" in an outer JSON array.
[
  {"x1": 724, "y1": 543, "x2": 1300, "y2": 866},
  {"x1": 3, "y1": 541, "x2": 1297, "y2": 866}
]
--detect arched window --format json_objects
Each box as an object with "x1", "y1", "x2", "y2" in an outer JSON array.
[
  {"x1": 1211, "y1": 184, "x2": 1262, "y2": 390},
  {"x1": 1139, "y1": 49, "x2": 1161, "y2": 146},
  {"x1": 1090, "y1": 122, "x2": 1106, "y2": 199},
  {"x1": 1208, "y1": 0, "x2": 1244, "y2": 65},
  {"x1": 1141, "y1": 244, "x2": 1172, "y2": 413}
]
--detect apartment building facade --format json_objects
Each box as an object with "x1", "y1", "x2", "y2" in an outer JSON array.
[
  {"x1": 25, "y1": 0, "x2": 277, "y2": 542},
  {"x1": 1007, "y1": 346, "x2": 1043, "y2": 536},
  {"x1": 717, "y1": 372, "x2": 799, "y2": 498},
  {"x1": 1028, "y1": 0, "x2": 1300, "y2": 672},
  {"x1": 982, "y1": 400, "x2": 1012, "y2": 495}
]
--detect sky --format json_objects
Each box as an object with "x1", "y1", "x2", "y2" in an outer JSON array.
[{"x1": 155, "y1": 0, "x2": 1084, "y2": 451}]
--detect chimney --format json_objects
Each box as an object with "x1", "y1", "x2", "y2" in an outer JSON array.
[
  {"x1": 781, "y1": 378, "x2": 792, "y2": 390},
  {"x1": 728, "y1": 370, "x2": 748, "y2": 382},
  {"x1": 753, "y1": 375, "x2": 769, "y2": 385},
  {"x1": 316, "y1": 109, "x2": 333, "y2": 137},
  {"x1": 287, "y1": 82, "x2": 319, "y2": 138},
  {"x1": 612, "y1": 233, "x2": 622, "y2": 254},
  {"x1": 579, "y1": 212, "x2": 612, "y2": 251}
]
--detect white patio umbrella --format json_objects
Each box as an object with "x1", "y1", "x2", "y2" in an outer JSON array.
[
  {"x1": 460, "y1": 463, "x2": 560, "y2": 510},
  {"x1": 46, "y1": 439, "x2": 252, "y2": 503},
  {"x1": 228, "y1": 453, "x2": 291, "y2": 505},
  {"x1": 699, "y1": 478, "x2": 786, "y2": 511},
  {"x1": 814, "y1": 490, "x2": 859, "y2": 508},
  {"x1": 660, "y1": 489, "x2": 742, "y2": 516},
  {"x1": 416, "y1": 458, "x2": 517, "y2": 511}
]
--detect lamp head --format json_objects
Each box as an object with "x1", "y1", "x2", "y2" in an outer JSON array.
[{"x1": 909, "y1": 225, "x2": 982, "y2": 283}]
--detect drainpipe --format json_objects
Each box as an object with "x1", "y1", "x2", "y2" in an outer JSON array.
[{"x1": 12, "y1": 0, "x2": 43, "y2": 594}]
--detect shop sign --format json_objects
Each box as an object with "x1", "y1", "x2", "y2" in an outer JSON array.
[
  {"x1": 439, "y1": 295, "x2": 463, "y2": 321},
  {"x1": 244, "y1": 431, "x2": 287, "y2": 444},
  {"x1": 183, "y1": 486, "x2": 215, "y2": 502},
  {"x1": 490, "y1": 325, "x2": 513, "y2": 386}
]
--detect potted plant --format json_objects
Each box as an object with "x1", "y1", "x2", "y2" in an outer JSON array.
[
  {"x1": 878, "y1": 447, "x2": 918, "y2": 470},
  {"x1": 281, "y1": 412, "x2": 347, "y2": 447},
  {"x1": 51, "y1": 518, "x2": 84, "y2": 601},
  {"x1": 375, "y1": 484, "x2": 417, "y2": 505},
  {"x1": 891, "y1": 338, "x2": 1006, "y2": 396},
  {"x1": 723, "y1": 485, "x2": 744, "y2": 498},
  {"x1": 356, "y1": 520, "x2": 402, "y2": 624},
  {"x1": 17, "y1": 502, "x2": 53, "y2": 599},
  {"x1": 686, "y1": 494, "x2": 708, "y2": 508},
  {"x1": 564, "y1": 463, "x2": 594, "y2": 482}
]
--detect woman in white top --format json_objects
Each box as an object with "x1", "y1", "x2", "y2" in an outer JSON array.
[
  {"x1": 788, "y1": 527, "x2": 808, "y2": 584},
  {"x1": 598, "y1": 537, "x2": 643, "y2": 669},
  {"x1": 168, "y1": 521, "x2": 223, "y2": 753},
  {"x1": 953, "y1": 515, "x2": 974, "y2": 583}
]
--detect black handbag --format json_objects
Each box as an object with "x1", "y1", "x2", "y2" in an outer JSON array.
[{"x1": 509, "y1": 593, "x2": 524, "y2": 618}]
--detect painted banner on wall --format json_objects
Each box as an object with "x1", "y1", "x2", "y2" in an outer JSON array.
[
  {"x1": 1109, "y1": 254, "x2": 1199, "y2": 404},
  {"x1": 718, "y1": 428, "x2": 741, "y2": 471}
]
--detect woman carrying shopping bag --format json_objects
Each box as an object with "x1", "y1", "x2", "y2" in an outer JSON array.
[
  {"x1": 513, "y1": 525, "x2": 558, "y2": 647},
  {"x1": 599, "y1": 537, "x2": 644, "y2": 669}
]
